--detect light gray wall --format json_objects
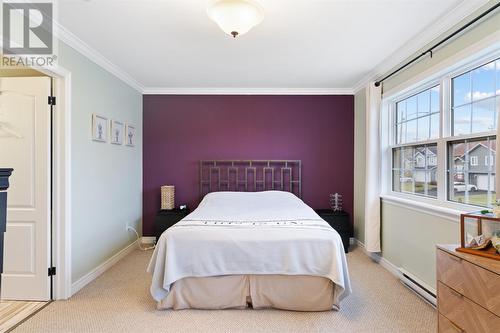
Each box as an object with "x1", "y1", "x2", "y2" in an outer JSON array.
[
  {"x1": 354, "y1": 89, "x2": 366, "y2": 243},
  {"x1": 354, "y1": 2, "x2": 499, "y2": 289},
  {"x1": 58, "y1": 42, "x2": 143, "y2": 283},
  {"x1": 381, "y1": 203, "x2": 460, "y2": 289}
]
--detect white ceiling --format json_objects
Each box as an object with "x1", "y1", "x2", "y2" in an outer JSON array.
[{"x1": 57, "y1": 0, "x2": 488, "y2": 92}]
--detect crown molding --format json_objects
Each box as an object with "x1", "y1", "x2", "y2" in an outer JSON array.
[
  {"x1": 351, "y1": 0, "x2": 491, "y2": 94},
  {"x1": 142, "y1": 87, "x2": 354, "y2": 95},
  {"x1": 54, "y1": 23, "x2": 144, "y2": 93}
]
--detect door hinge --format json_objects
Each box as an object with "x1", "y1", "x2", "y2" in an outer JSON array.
[
  {"x1": 48, "y1": 96, "x2": 56, "y2": 105},
  {"x1": 48, "y1": 267, "x2": 56, "y2": 276}
]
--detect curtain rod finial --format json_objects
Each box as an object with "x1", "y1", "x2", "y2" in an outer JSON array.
[{"x1": 374, "y1": 82, "x2": 381, "y2": 87}]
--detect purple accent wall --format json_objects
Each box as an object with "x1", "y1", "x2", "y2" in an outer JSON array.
[{"x1": 143, "y1": 95, "x2": 354, "y2": 236}]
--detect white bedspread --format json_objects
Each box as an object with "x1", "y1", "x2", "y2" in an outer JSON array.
[{"x1": 147, "y1": 191, "x2": 352, "y2": 308}]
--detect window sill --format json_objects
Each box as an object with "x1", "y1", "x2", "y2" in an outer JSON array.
[{"x1": 380, "y1": 194, "x2": 469, "y2": 223}]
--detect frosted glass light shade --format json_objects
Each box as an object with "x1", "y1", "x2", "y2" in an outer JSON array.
[{"x1": 207, "y1": 0, "x2": 264, "y2": 38}]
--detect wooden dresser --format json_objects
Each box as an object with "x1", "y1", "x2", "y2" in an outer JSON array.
[{"x1": 436, "y1": 244, "x2": 500, "y2": 333}]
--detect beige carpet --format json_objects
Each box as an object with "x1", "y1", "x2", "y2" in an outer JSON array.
[
  {"x1": 0, "y1": 300, "x2": 47, "y2": 333},
  {"x1": 13, "y1": 246, "x2": 437, "y2": 333}
]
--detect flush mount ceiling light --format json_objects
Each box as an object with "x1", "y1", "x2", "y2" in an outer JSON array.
[{"x1": 207, "y1": 0, "x2": 264, "y2": 38}]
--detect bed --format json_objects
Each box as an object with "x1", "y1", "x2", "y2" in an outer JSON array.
[{"x1": 147, "y1": 160, "x2": 351, "y2": 311}]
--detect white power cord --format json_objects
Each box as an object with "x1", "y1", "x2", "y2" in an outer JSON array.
[{"x1": 127, "y1": 226, "x2": 155, "y2": 251}]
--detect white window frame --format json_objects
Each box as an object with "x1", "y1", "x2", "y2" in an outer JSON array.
[
  {"x1": 380, "y1": 40, "x2": 500, "y2": 217},
  {"x1": 470, "y1": 156, "x2": 478, "y2": 166}
]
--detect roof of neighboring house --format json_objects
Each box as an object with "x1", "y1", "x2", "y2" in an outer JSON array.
[
  {"x1": 453, "y1": 141, "x2": 496, "y2": 159},
  {"x1": 414, "y1": 147, "x2": 437, "y2": 157}
]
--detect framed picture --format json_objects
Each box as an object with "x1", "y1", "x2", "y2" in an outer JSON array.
[
  {"x1": 110, "y1": 120, "x2": 124, "y2": 145},
  {"x1": 125, "y1": 124, "x2": 136, "y2": 147},
  {"x1": 92, "y1": 114, "x2": 108, "y2": 142}
]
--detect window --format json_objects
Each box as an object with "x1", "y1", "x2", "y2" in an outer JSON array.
[
  {"x1": 393, "y1": 144, "x2": 437, "y2": 198},
  {"x1": 392, "y1": 86, "x2": 440, "y2": 197},
  {"x1": 448, "y1": 137, "x2": 496, "y2": 207},
  {"x1": 395, "y1": 86, "x2": 440, "y2": 144},
  {"x1": 387, "y1": 55, "x2": 500, "y2": 208},
  {"x1": 452, "y1": 60, "x2": 499, "y2": 136}
]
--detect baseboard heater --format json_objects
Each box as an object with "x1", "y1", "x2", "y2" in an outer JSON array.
[{"x1": 398, "y1": 268, "x2": 436, "y2": 307}]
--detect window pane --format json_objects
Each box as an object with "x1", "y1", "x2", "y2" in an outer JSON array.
[
  {"x1": 406, "y1": 119, "x2": 417, "y2": 143},
  {"x1": 400, "y1": 170, "x2": 414, "y2": 194},
  {"x1": 452, "y1": 58, "x2": 499, "y2": 137},
  {"x1": 403, "y1": 147, "x2": 414, "y2": 169},
  {"x1": 417, "y1": 90, "x2": 430, "y2": 116},
  {"x1": 406, "y1": 95, "x2": 418, "y2": 120},
  {"x1": 453, "y1": 104, "x2": 471, "y2": 136},
  {"x1": 392, "y1": 144, "x2": 437, "y2": 198},
  {"x1": 431, "y1": 86, "x2": 440, "y2": 112},
  {"x1": 497, "y1": 60, "x2": 500, "y2": 92},
  {"x1": 417, "y1": 116, "x2": 430, "y2": 141},
  {"x1": 397, "y1": 100, "x2": 406, "y2": 122},
  {"x1": 448, "y1": 137, "x2": 496, "y2": 207},
  {"x1": 453, "y1": 72, "x2": 470, "y2": 106},
  {"x1": 471, "y1": 61, "x2": 496, "y2": 101},
  {"x1": 396, "y1": 122, "x2": 406, "y2": 144},
  {"x1": 426, "y1": 170, "x2": 438, "y2": 197},
  {"x1": 395, "y1": 86, "x2": 439, "y2": 145},
  {"x1": 430, "y1": 113, "x2": 439, "y2": 139},
  {"x1": 393, "y1": 169, "x2": 402, "y2": 193},
  {"x1": 471, "y1": 97, "x2": 495, "y2": 133}
]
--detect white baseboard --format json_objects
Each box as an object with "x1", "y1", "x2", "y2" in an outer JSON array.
[
  {"x1": 353, "y1": 239, "x2": 400, "y2": 277},
  {"x1": 141, "y1": 236, "x2": 156, "y2": 244},
  {"x1": 71, "y1": 240, "x2": 138, "y2": 296}
]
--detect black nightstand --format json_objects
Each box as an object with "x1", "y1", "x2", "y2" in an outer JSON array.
[
  {"x1": 154, "y1": 208, "x2": 190, "y2": 242},
  {"x1": 315, "y1": 209, "x2": 351, "y2": 253}
]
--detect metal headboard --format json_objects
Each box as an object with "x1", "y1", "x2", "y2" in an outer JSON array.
[{"x1": 200, "y1": 160, "x2": 301, "y2": 199}]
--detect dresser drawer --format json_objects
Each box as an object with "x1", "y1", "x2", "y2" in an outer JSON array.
[
  {"x1": 438, "y1": 314, "x2": 463, "y2": 333},
  {"x1": 437, "y1": 249, "x2": 500, "y2": 316},
  {"x1": 438, "y1": 282, "x2": 500, "y2": 333}
]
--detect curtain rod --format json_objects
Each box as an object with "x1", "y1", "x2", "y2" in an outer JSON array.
[{"x1": 374, "y1": 2, "x2": 500, "y2": 87}]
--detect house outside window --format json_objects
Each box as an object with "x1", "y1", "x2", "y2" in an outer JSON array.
[{"x1": 387, "y1": 54, "x2": 500, "y2": 208}]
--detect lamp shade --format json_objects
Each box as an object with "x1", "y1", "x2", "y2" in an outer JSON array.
[
  {"x1": 207, "y1": 0, "x2": 264, "y2": 38},
  {"x1": 161, "y1": 185, "x2": 175, "y2": 210}
]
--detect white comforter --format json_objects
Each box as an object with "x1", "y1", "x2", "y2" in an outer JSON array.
[{"x1": 147, "y1": 191, "x2": 352, "y2": 307}]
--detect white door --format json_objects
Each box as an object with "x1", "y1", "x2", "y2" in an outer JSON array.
[{"x1": 0, "y1": 77, "x2": 51, "y2": 301}]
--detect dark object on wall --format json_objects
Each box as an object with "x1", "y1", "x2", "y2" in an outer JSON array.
[
  {"x1": 316, "y1": 209, "x2": 352, "y2": 253},
  {"x1": 0, "y1": 168, "x2": 14, "y2": 289},
  {"x1": 154, "y1": 208, "x2": 191, "y2": 242}
]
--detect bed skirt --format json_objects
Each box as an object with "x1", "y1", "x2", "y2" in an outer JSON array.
[{"x1": 157, "y1": 274, "x2": 336, "y2": 312}]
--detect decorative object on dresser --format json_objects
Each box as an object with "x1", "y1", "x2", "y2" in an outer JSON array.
[
  {"x1": 457, "y1": 212, "x2": 500, "y2": 260},
  {"x1": 161, "y1": 185, "x2": 175, "y2": 210},
  {"x1": 315, "y1": 209, "x2": 351, "y2": 253},
  {"x1": 92, "y1": 114, "x2": 108, "y2": 142},
  {"x1": 436, "y1": 244, "x2": 500, "y2": 333},
  {"x1": 0, "y1": 168, "x2": 13, "y2": 289},
  {"x1": 154, "y1": 207, "x2": 190, "y2": 242},
  {"x1": 329, "y1": 193, "x2": 343, "y2": 212}
]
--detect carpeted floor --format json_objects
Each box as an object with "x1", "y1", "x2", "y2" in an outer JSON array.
[{"x1": 13, "y1": 246, "x2": 437, "y2": 333}]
